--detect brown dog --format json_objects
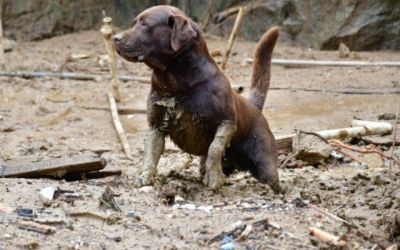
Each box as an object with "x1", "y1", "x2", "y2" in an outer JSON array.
[{"x1": 113, "y1": 5, "x2": 280, "y2": 192}]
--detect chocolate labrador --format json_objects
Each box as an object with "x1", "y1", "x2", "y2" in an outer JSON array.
[{"x1": 113, "y1": 5, "x2": 280, "y2": 192}]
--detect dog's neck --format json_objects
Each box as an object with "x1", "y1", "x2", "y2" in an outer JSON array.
[{"x1": 151, "y1": 39, "x2": 219, "y2": 95}]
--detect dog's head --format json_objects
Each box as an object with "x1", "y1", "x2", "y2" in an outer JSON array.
[{"x1": 113, "y1": 5, "x2": 198, "y2": 69}]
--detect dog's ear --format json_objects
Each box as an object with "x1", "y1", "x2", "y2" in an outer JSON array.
[{"x1": 168, "y1": 15, "x2": 197, "y2": 51}]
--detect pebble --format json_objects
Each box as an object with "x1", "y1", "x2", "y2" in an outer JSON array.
[{"x1": 138, "y1": 186, "x2": 155, "y2": 193}]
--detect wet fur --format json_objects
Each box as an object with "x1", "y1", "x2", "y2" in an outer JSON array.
[{"x1": 114, "y1": 5, "x2": 280, "y2": 191}]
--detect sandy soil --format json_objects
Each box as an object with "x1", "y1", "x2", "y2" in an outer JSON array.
[{"x1": 0, "y1": 30, "x2": 400, "y2": 249}]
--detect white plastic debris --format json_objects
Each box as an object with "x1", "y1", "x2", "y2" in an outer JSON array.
[{"x1": 39, "y1": 186, "x2": 56, "y2": 206}]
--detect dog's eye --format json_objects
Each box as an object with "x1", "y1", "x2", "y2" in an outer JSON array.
[{"x1": 139, "y1": 19, "x2": 149, "y2": 32}]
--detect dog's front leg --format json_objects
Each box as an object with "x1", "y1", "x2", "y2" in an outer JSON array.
[
  {"x1": 134, "y1": 129, "x2": 165, "y2": 186},
  {"x1": 203, "y1": 121, "x2": 236, "y2": 190}
]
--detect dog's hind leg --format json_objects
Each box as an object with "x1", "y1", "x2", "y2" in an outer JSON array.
[
  {"x1": 232, "y1": 124, "x2": 280, "y2": 193},
  {"x1": 134, "y1": 129, "x2": 165, "y2": 186}
]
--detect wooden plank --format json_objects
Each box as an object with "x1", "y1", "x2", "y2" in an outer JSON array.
[{"x1": 0, "y1": 156, "x2": 106, "y2": 178}]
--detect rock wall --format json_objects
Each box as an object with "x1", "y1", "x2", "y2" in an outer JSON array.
[
  {"x1": 2, "y1": 0, "x2": 400, "y2": 51},
  {"x1": 210, "y1": 0, "x2": 400, "y2": 51}
]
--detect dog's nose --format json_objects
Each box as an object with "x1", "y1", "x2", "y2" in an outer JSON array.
[{"x1": 113, "y1": 33, "x2": 123, "y2": 43}]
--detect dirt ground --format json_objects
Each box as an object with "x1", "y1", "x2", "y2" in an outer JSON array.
[{"x1": 1, "y1": 30, "x2": 400, "y2": 249}]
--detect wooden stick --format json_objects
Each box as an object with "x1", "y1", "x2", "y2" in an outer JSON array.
[
  {"x1": 0, "y1": 156, "x2": 106, "y2": 178},
  {"x1": 279, "y1": 152, "x2": 298, "y2": 168},
  {"x1": 65, "y1": 209, "x2": 120, "y2": 224},
  {"x1": 17, "y1": 220, "x2": 56, "y2": 234},
  {"x1": 390, "y1": 104, "x2": 400, "y2": 168},
  {"x1": 309, "y1": 227, "x2": 346, "y2": 246},
  {"x1": 246, "y1": 58, "x2": 400, "y2": 68},
  {"x1": 0, "y1": 71, "x2": 151, "y2": 83},
  {"x1": 221, "y1": 7, "x2": 245, "y2": 70},
  {"x1": 100, "y1": 17, "x2": 122, "y2": 102},
  {"x1": 213, "y1": 6, "x2": 240, "y2": 24},
  {"x1": 309, "y1": 205, "x2": 386, "y2": 248},
  {"x1": 0, "y1": 0, "x2": 4, "y2": 68},
  {"x1": 329, "y1": 139, "x2": 400, "y2": 166},
  {"x1": 1, "y1": 70, "x2": 398, "y2": 95},
  {"x1": 108, "y1": 92, "x2": 132, "y2": 161},
  {"x1": 276, "y1": 119, "x2": 393, "y2": 151},
  {"x1": 310, "y1": 205, "x2": 352, "y2": 227},
  {"x1": 335, "y1": 148, "x2": 362, "y2": 163},
  {"x1": 77, "y1": 104, "x2": 146, "y2": 115},
  {"x1": 33, "y1": 218, "x2": 66, "y2": 225},
  {"x1": 201, "y1": 0, "x2": 214, "y2": 32}
]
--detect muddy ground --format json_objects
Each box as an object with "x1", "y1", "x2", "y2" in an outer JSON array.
[{"x1": 0, "y1": 30, "x2": 400, "y2": 249}]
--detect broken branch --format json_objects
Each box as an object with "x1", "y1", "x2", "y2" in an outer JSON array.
[
  {"x1": 17, "y1": 220, "x2": 56, "y2": 234},
  {"x1": 329, "y1": 139, "x2": 400, "y2": 166},
  {"x1": 108, "y1": 92, "x2": 132, "y2": 161},
  {"x1": 221, "y1": 7, "x2": 245, "y2": 70},
  {"x1": 390, "y1": 104, "x2": 400, "y2": 168},
  {"x1": 100, "y1": 16, "x2": 122, "y2": 102}
]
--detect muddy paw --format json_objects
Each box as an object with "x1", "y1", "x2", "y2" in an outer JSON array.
[
  {"x1": 134, "y1": 169, "x2": 155, "y2": 187},
  {"x1": 203, "y1": 168, "x2": 225, "y2": 190}
]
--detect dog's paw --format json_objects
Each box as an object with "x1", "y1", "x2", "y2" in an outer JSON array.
[
  {"x1": 203, "y1": 168, "x2": 225, "y2": 190},
  {"x1": 133, "y1": 169, "x2": 155, "y2": 187}
]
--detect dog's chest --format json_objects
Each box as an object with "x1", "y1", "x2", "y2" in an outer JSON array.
[{"x1": 154, "y1": 97, "x2": 214, "y2": 155}]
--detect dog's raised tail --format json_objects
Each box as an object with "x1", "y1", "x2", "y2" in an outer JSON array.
[{"x1": 249, "y1": 27, "x2": 279, "y2": 110}]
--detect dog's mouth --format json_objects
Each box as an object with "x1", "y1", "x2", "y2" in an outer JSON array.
[{"x1": 114, "y1": 42, "x2": 145, "y2": 63}]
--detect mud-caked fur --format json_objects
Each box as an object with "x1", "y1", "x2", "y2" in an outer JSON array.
[{"x1": 113, "y1": 5, "x2": 280, "y2": 192}]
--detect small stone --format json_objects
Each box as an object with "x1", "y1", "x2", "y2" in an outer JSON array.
[
  {"x1": 378, "y1": 113, "x2": 396, "y2": 120},
  {"x1": 338, "y1": 43, "x2": 350, "y2": 58},
  {"x1": 138, "y1": 186, "x2": 155, "y2": 193},
  {"x1": 17, "y1": 208, "x2": 34, "y2": 218},
  {"x1": 39, "y1": 186, "x2": 56, "y2": 206},
  {"x1": 4, "y1": 38, "x2": 17, "y2": 52},
  {"x1": 330, "y1": 150, "x2": 344, "y2": 160},
  {"x1": 174, "y1": 196, "x2": 185, "y2": 203}
]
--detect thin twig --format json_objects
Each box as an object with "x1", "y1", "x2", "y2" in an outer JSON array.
[
  {"x1": 329, "y1": 139, "x2": 400, "y2": 166},
  {"x1": 108, "y1": 92, "x2": 132, "y2": 162},
  {"x1": 309, "y1": 205, "x2": 386, "y2": 249},
  {"x1": 390, "y1": 104, "x2": 399, "y2": 168},
  {"x1": 334, "y1": 148, "x2": 362, "y2": 163},
  {"x1": 279, "y1": 152, "x2": 298, "y2": 168},
  {"x1": 298, "y1": 130, "x2": 329, "y2": 143},
  {"x1": 221, "y1": 7, "x2": 246, "y2": 70}
]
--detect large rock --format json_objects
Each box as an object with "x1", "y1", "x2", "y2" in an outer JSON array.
[
  {"x1": 2, "y1": 0, "x2": 400, "y2": 51},
  {"x1": 210, "y1": 0, "x2": 400, "y2": 51},
  {"x1": 2, "y1": 0, "x2": 159, "y2": 41}
]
